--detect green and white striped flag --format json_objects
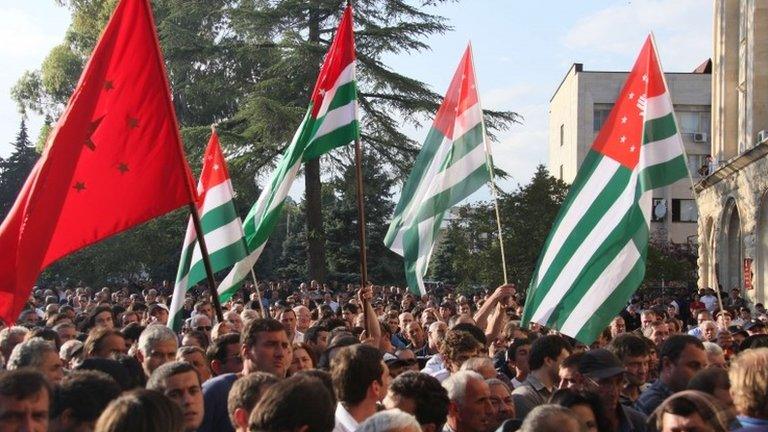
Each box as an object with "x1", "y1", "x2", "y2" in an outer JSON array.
[
  {"x1": 521, "y1": 36, "x2": 690, "y2": 343},
  {"x1": 217, "y1": 5, "x2": 359, "y2": 296},
  {"x1": 385, "y1": 45, "x2": 491, "y2": 295},
  {"x1": 168, "y1": 130, "x2": 247, "y2": 331}
]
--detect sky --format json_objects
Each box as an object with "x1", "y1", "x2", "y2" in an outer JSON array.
[{"x1": 0, "y1": 0, "x2": 713, "y2": 200}]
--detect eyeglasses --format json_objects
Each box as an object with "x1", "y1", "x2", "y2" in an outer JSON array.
[{"x1": 195, "y1": 326, "x2": 212, "y2": 332}]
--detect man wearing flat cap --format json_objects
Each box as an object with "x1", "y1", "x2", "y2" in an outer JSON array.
[{"x1": 579, "y1": 348, "x2": 648, "y2": 432}]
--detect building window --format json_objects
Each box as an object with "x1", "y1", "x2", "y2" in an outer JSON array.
[
  {"x1": 560, "y1": 124, "x2": 564, "y2": 147},
  {"x1": 676, "y1": 111, "x2": 710, "y2": 136},
  {"x1": 652, "y1": 198, "x2": 667, "y2": 222},
  {"x1": 672, "y1": 199, "x2": 698, "y2": 223},
  {"x1": 593, "y1": 108, "x2": 612, "y2": 132}
]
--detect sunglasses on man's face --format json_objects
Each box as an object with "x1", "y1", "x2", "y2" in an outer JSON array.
[{"x1": 195, "y1": 326, "x2": 212, "y2": 332}]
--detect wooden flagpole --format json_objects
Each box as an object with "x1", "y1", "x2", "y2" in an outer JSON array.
[
  {"x1": 249, "y1": 269, "x2": 268, "y2": 318},
  {"x1": 345, "y1": 0, "x2": 370, "y2": 335},
  {"x1": 354, "y1": 135, "x2": 371, "y2": 334},
  {"x1": 188, "y1": 203, "x2": 225, "y2": 322}
]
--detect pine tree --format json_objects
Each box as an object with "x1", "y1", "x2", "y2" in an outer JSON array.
[
  {"x1": 0, "y1": 117, "x2": 38, "y2": 220},
  {"x1": 324, "y1": 152, "x2": 403, "y2": 284}
]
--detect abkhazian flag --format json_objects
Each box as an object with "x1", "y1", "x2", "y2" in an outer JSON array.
[
  {"x1": 385, "y1": 45, "x2": 492, "y2": 295},
  {"x1": 217, "y1": 5, "x2": 358, "y2": 296},
  {"x1": 521, "y1": 35, "x2": 690, "y2": 343},
  {"x1": 168, "y1": 130, "x2": 247, "y2": 331}
]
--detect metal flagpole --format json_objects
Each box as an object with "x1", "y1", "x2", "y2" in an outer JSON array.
[{"x1": 469, "y1": 43, "x2": 509, "y2": 284}]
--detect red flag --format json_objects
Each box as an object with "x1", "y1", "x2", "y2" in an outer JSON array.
[{"x1": 0, "y1": 0, "x2": 196, "y2": 324}]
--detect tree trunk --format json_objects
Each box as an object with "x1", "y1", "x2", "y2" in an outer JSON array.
[{"x1": 305, "y1": 3, "x2": 326, "y2": 283}]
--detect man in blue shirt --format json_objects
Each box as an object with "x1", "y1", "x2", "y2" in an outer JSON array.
[
  {"x1": 198, "y1": 318, "x2": 291, "y2": 432},
  {"x1": 635, "y1": 335, "x2": 706, "y2": 416}
]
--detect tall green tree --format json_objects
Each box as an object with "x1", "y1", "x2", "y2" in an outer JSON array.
[
  {"x1": 500, "y1": 165, "x2": 570, "y2": 287},
  {"x1": 222, "y1": 0, "x2": 519, "y2": 282},
  {"x1": 0, "y1": 117, "x2": 38, "y2": 220}
]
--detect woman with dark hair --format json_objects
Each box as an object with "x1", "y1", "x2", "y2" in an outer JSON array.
[
  {"x1": 81, "y1": 305, "x2": 115, "y2": 332},
  {"x1": 181, "y1": 329, "x2": 211, "y2": 350},
  {"x1": 95, "y1": 389, "x2": 183, "y2": 432},
  {"x1": 288, "y1": 342, "x2": 316, "y2": 375},
  {"x1": 649, "y1": 390, "x2": 731, "y2": 432},
  {"x1": 549, "y1": 388, "x2": 610, "y2": 432}
]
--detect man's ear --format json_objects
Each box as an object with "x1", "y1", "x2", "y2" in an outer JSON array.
[
  {"x1": 369, "y1": 379, "x2": 383, "y2": 400},
  {"x1": 234, "y1": 407, "x2": 249, "y2": 429},
  {"x1": 135, "y1": 349, "x2": 144, "y2": 364}
]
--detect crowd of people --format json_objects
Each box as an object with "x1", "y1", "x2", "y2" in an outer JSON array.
[{"x1": 1, "y1": 279, "x2": 768, "y2": 432}]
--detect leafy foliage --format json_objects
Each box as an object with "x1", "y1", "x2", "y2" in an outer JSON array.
[
  {"x1": 8, "y1": 0, "x2": 519, "y2": 286},
  {"x1": 429, "y1": 165, "x2": 569, "y2": 290}
]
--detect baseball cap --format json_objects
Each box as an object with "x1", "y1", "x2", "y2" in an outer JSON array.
[
  {"x1": 744, "y1": 320, "x2": 765, "y2": 331},
  {"x1": 578, "y1": 349, "x2": 625, "y2": 380}
]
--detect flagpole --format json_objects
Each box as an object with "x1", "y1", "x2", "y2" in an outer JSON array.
[
  {"x1": 249, "y1": 269, "x2": 268, "y2": 318},
  {"x1": 343, "y1": 0, "x2": 370, "y2": 336},
  {"x1": 649, "y1": 33, "x2": 724, "y2": 313},
  {"x1": 469, "y1": 43, "x2": 509, "y2": 284},
  {"x1": 354, "y1": 136, "x2": 371, "y2": 334},
  {"x1": 188, "y1": 203, "x2": 225, "y2": 322},
  {"x1": 145, "y1": 0, "x2": 224, "y2": 324}
]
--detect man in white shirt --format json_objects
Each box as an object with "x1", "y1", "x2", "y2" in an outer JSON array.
[
  {"x1": 331, "y1": 344, "x2": 390, "y2": 432},
  {"x1": 278, "y1": 307, "x2": 304, "y2": 343},
  {"x1": 700, "y1": 288, "x2": 719, "y2": 312}
]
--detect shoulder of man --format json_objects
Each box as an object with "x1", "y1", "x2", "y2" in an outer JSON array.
[
  {"x1": 199, "y1": 374, "x2": 238, "y2": 432},
  {"x1": 202, "y1": 372, "x2": 238, "y2": 393},
  {"x1": 634, "y1": 381, "x2": 668, "y2": 415}
]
